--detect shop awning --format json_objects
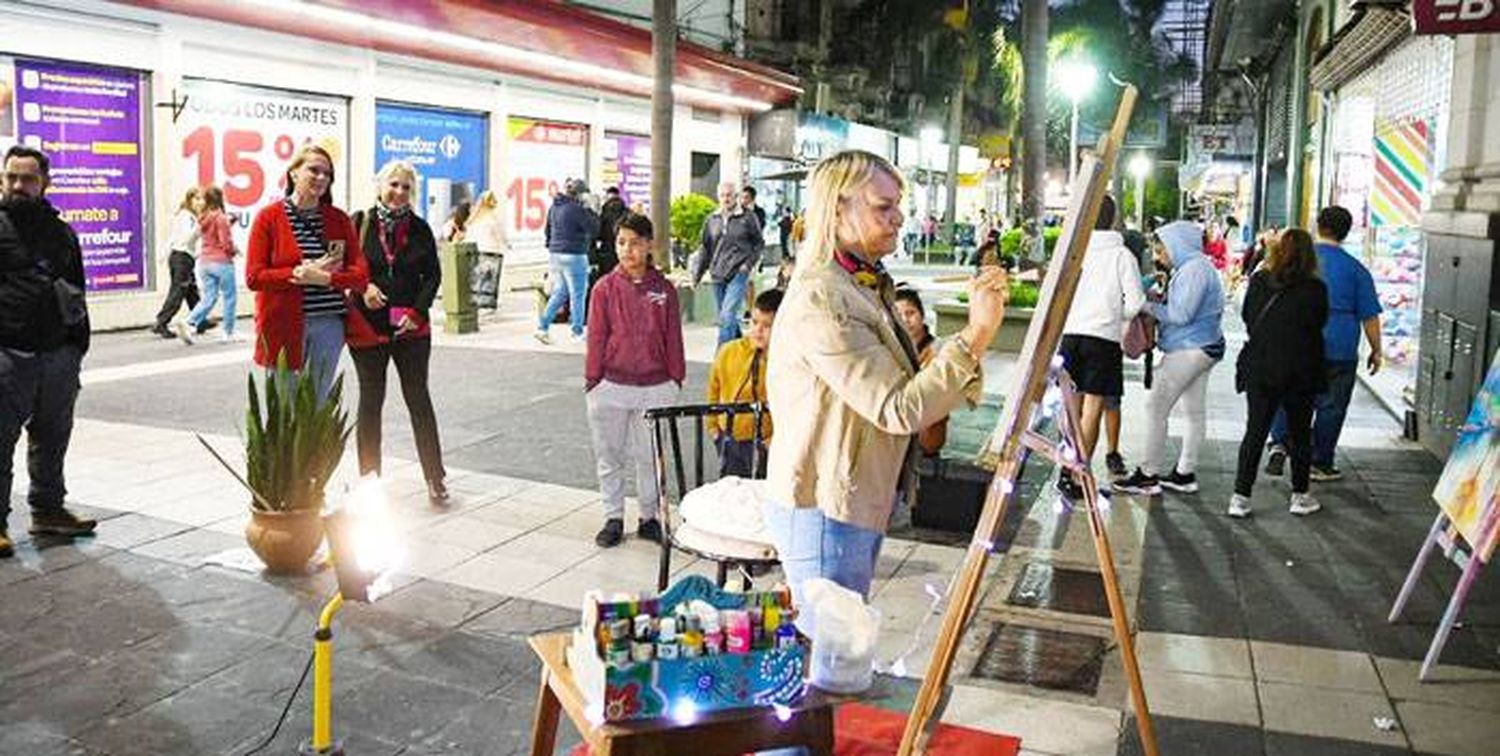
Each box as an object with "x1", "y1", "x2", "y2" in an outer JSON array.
[
  {"x1": 755, "y1": 168, "x2": 809, "y2": 182},
  {"x1": 1309, "y1": 6, "x2": 1411, "y2": 92},
  {"x1": 120, "y1": 0, "x2": 801, "y2": 113}
]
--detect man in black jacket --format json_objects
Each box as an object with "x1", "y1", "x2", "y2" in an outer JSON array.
[
  {"x1": 590, "y1": 186, "x2": 627, "y2": 290},
  {"x1": 694, "y1": 181, "x2": 763, "y2": 346},
  {"x1": 0, "y1": 145, "x2": 96, "y2": 558}
]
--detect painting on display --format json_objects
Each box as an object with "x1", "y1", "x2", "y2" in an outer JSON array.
[{"x1": 1433, "y1": 348, "x2": 1500, "y2": 560}]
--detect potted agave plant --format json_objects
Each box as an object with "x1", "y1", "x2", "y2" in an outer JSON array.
[{"x1": 240, "y1": 355, "x2": 351, "y2": 573}]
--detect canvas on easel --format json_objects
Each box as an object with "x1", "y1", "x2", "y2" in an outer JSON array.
[
  {"x1": 1390, "y1": 347, "x2": 1500, "y2": 680},
  {"x1": 895, "y1": 84, "x2": 1159, "y2": 756}
]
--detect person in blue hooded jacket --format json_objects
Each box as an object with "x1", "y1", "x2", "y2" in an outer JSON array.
[{"x1": 1116, "y1": 220, "x2": 1225, "y2": 496}]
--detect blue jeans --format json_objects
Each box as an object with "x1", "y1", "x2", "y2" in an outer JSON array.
[
  {"x1": 761, "y1": 501, "x2": 884, "y2": 603},
  {"x1": 712, "y1": 271, "x2": 750, "y2": 346},
  {"x1": 540, "y1": 252, "x2": 589, "y2": 336},
  {"x1": 301, "y1": 313, "x2": 346, "y2": 404},
  {"x1": 186, "y1": 261, "x2": 236, "y2": 335},
  {"x1": 1271, "y1": 360, "x2": 1357, "y2": 469}
]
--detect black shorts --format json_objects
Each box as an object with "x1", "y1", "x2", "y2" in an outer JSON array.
[{"x1": 1060, "y1": 334, "x2": 1124, "y2": 398}]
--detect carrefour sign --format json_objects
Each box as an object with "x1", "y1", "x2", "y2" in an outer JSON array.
[
  {"x1": 374, "y1": 102, "x2": 488, "y2": 221},
  {"x1": 1414, "y1": 0, "x2": 1500, "y2": 34}
]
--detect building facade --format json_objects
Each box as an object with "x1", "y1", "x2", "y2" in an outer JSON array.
[{"x1": 1, "y1": 0, "x2": 798, "y2": 330}]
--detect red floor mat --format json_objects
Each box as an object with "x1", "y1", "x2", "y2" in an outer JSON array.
[{"x1": 566, "y1": 701, "x2": 1022, "y2": 756}]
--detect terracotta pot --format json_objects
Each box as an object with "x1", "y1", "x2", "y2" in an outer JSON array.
[{"x1": 244, "y1": 507, "x2": 324, "y2": 574}]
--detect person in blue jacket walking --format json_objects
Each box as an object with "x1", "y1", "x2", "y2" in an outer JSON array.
[
  {"x1": 536, "y1": 179, "x2": 600, "y2": 344},
  {"x1": 1117, "y1": 220, "x2": 1226, "y2": 496}
]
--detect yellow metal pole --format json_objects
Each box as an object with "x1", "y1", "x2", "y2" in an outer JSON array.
[{"x1": 312, "y1": 592, "x2": 345, "y2": 753}]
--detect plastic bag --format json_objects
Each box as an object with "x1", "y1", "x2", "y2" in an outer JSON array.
[{"x1": 802, "y1": 578, "x2": 881, "y2": 694}]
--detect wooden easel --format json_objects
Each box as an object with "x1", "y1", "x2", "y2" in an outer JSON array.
[{"x1": 897, "y1": 86, "x2": 1160, "y2": 756}]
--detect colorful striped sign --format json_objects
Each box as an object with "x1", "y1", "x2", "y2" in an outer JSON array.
[{"x1": 1371, "y1": 119, "x2": 1433, "y2": 227}]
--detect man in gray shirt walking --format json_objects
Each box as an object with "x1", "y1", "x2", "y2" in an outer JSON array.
[{"x1": 694, "y1": 181, "x2": 763, "y2": 346}]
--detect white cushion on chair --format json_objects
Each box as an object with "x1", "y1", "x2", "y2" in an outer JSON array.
[
  {"x1": 674, "y1": 522, "x2": 778, "y2": 562},
  {"x1": 678, "y1": 476, "x2": 775, "y2": 553}
]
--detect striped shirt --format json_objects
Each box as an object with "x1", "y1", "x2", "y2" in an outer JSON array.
[{"x1": 285, "y1": 199, "x2": 346, "y2": 317}]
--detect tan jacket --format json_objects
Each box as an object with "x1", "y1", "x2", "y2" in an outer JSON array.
[{"x1": 766, "y1": 261, "x2": 983, "y2": 532}]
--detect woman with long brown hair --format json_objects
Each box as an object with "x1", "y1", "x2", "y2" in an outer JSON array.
[
  {"x1": 1229, "y1": 228, "x2": 1328, "y2": 518},
  {"x1": 246, "y1": 143, "x2": 369, "y2": 401}
]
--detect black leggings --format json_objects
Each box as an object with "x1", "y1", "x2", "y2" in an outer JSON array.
[
  {"x1": 154, "y1": 250, "x2": 200, "y2": 328},
  {"x1": 351, "y1": 336, "x2": 445, "y2": 484},
  {"x1": 1236, "y1": 386, "x2": 1314, "y2": 496}
]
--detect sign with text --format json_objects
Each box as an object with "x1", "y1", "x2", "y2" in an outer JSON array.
[
  {"x1": 374, "y1": 102, "x2": 487, "y2": 224},
  {"x1": 1413, "y1": 0, "x2": 1500, "y2": 35},
  {"x1": 177, "y1": 79, "x2": 349, "y2": 251},
  {"x1": 5, "y1": 57, "x2": 147, "y2": 292},
  {"x1": 602, "y1": 131, "x2": 650, "y2": 211},
  {"x1": 505, "y1": 116, "x2": 588, "y2": 266}
]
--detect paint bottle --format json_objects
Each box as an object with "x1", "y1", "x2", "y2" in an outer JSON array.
[
  {"x1": 631, "y1": 639, "x2": 655, "y2": 663},
  {"x1": 764, "y1": 605, "x2": 782, "y2": 637},
  {"x1": 656, "y1": 617, "x2": 680, "y2": 660},
  {"x1": 748, "y1": 606, "x2": 765, "y2": 650},
  {"x1": 701, "y1": 610, "x2": 724, "y2": 656},
  {"x1": 607, "y1": 642, "x2": 633, "y2": 667},
  {"x1": 775, "y1": 620, "x2": 797, "y2": 651},
  {"x1": 633, "y1": 614, "x2": 654, "y2": 643},
  {"x1": 724, "y1": 610, "x2": 752, "y2": 654}
]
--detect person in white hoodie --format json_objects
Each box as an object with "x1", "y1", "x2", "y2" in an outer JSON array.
[{"x1": 1056, "y1": 195, "x2": 1146, "y2": 499}]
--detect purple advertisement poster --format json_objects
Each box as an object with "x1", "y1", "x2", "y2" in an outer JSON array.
[
  {"x1": 603, "y1": 132, "x2": 652, "y2": 211},
  {"x1": 12, "y1": 58, "x2": 146, "y2": 292}
]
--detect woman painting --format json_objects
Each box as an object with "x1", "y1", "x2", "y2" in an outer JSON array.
[
  {"x1": 348, "y1": 160, "x2": 449, "y2": 506},
  {"x1": 1229, "y1": 229, "x2": 1328, "y2": 518},
  {"x1": 246, "y1": 143, "x2": 369, "y2": 401},
  {"x1": 765, "y1": 150, "x2": 1009, "y2": 602}
]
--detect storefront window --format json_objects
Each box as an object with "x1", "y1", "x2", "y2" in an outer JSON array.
[
  {"x1": 177, "y1": 78, "x2": 351, "y2": 251},
  {"x1": 505, "y1": 116, "x2": 589, "y2": 267},
  {"x1": 375, "y1": 102, "x2": 488, "y2": 224},
  {"x1": 3, "y1": 56, "x2": 149, "y2": 292}
]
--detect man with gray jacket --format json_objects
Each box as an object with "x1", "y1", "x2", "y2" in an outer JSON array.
[{"x1": 694, "y1": 181, "x2": 763, "y2": 346}]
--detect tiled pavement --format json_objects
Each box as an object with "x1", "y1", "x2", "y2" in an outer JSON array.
[{"x1": 3, "y1": 290, "x2": 1499, "y2": 755}]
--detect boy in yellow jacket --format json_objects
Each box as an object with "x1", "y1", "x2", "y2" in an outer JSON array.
[{"x1": 708, "y1": 289, "x2": 781, "y2": 477}]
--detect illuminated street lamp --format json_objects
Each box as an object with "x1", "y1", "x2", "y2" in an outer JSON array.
[
  {"x1": 1057, "y1": 61, "x2": 1097, "y2": 190},
  {"x1": 1128, "y1": 153, "x2": 1152, "y2": 230},
  {"x1": 301, "y1": 476, "x2": 405, "y2": 756}
]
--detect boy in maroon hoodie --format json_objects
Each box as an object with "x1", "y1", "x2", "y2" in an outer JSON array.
[{"x1": 585, "y1": 213, "x2": 685, "y2": 547}]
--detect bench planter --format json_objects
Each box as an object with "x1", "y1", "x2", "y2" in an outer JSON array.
[{"x1": 933, "y1": 300, "x2": 1035, "y2": 353}]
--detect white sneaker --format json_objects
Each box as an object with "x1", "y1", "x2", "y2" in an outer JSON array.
[
  {"x1": 569, "y1": 331, "x2": 587, "y2": 344},
  {"x1": 1227, "y1": 494, "x2": 1252, "y2": 519},
  {"x1": 533, "y1": 329, "x2": 551, "y2": 345},
  {"x1": 1289, "y1": 492, "x2": 1322, "y2": 516},
  {"x1": 175, "y1": 322, "x2": 195, "y2": 345}
]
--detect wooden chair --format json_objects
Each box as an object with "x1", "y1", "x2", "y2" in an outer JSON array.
[{"x1": 644, "y1": 402, "x2": 777, "y2": 591}]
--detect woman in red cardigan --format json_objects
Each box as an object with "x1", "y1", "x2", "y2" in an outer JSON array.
[{"x1": 246, "y1": 143, "x2": 369, "y2": 402}]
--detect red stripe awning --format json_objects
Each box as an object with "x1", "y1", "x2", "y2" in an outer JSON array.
[{"x1": 119, "y1": 0, "x2": 801, "y2": 112}]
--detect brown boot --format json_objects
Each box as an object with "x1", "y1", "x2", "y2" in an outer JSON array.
[
  {"x1": 0, "y1": 531, "x2": 13, "y2": 558},
  {"x1": 29, "y1": 508, "x2": 97, "y2": 537}
]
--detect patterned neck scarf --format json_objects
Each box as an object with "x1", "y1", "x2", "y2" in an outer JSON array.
[{"x1": 834, "y1": 250, "x2": 886, "y2": 289}]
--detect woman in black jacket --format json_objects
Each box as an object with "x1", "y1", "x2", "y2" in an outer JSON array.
[
  {"x1": 348, "y1": 160, "x2": 448, "y2": 506},
  {"x1": 1230, "y1": 228, "x2": 1327, "y2": 518}
]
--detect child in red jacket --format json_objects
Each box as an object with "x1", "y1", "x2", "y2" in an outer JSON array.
[{"x1": 584, "y1": 213, "x2": 685, "y2": 548}]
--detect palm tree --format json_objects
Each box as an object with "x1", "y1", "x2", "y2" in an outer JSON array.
[{"x1": 1020, "y1": 0, "x2": 1048, "y2": 251}]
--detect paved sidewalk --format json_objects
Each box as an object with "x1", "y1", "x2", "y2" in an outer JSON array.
[{"x1": 2, "y1": 297, "x2": 1498, "y2": 755}]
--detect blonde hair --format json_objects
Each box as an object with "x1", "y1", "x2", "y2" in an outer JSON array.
[
  {"x1": 799, "y1": 150, "x2": 906, "y2": 278},
  {"x1": 375, "y1": 159, "x2": 419, "y2": 188}
]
